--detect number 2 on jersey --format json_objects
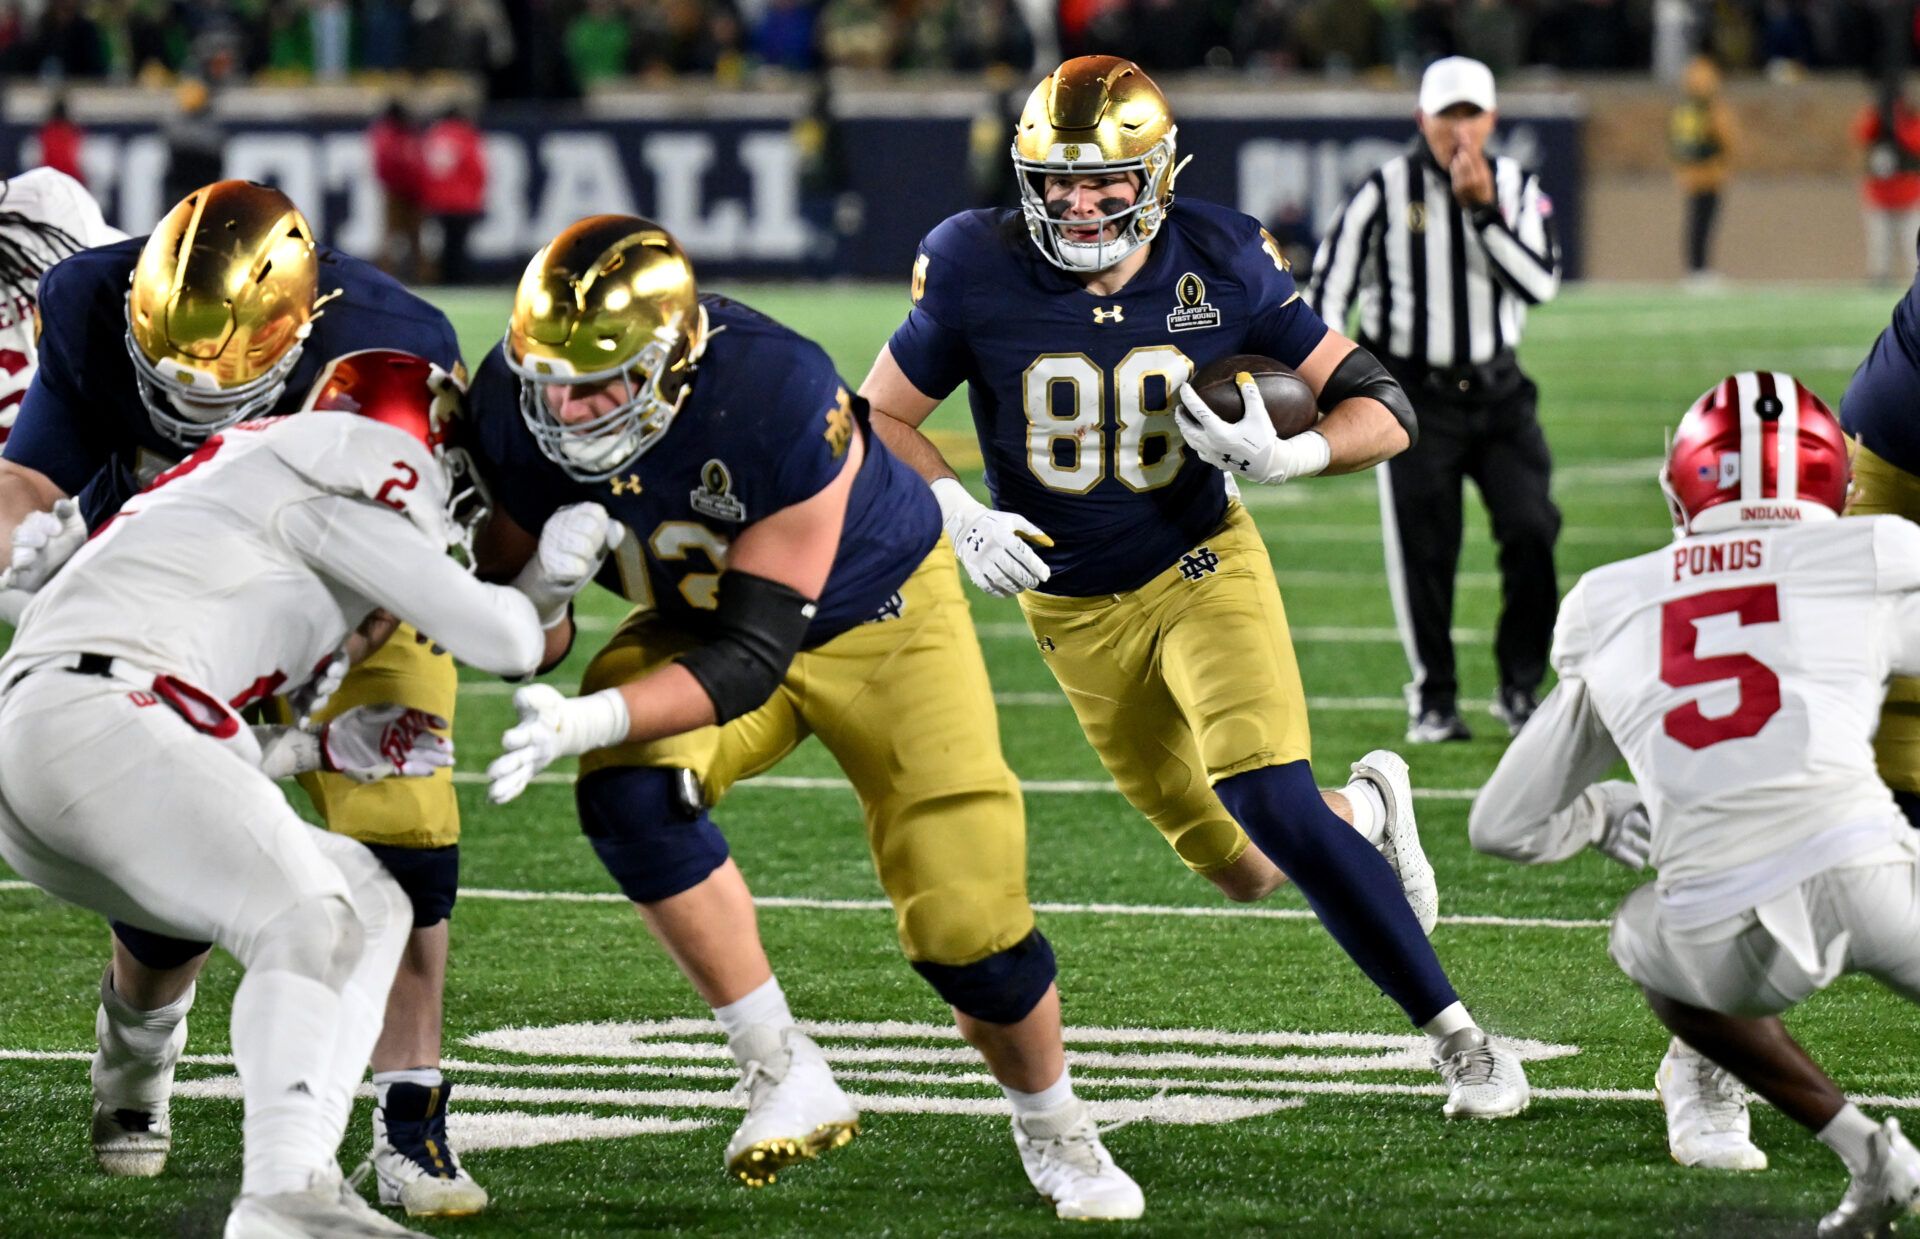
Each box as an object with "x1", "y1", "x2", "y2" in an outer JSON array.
[
  {"x1": 1660, "y1": 584, "x2": 1782, "y2": 750},
  {"x1": 1023, "y1": 346, "x2": 1189, "y2": 493}
]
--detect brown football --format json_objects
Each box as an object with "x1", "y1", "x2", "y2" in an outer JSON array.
[{"x1": 1190, "y1": 354, "x2": 1319, "y2": 438}]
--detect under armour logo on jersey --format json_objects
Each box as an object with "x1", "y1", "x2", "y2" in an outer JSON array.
[
  {"x1": 1179, "y1": 547, "x2": 1221, "y2": 581},
  {"x1": 609, "y1": 474, "x2": 643, "y2": 496},
  {"x1": 1092, "y1": 306, "x2": 1124, "y2": 324}
]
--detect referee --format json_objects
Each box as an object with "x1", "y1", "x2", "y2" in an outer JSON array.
[{"x1": 1307, "y1": 56, "x2": 1563, "y2": 744}]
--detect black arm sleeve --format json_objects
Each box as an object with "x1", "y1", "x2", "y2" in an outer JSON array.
[
  {"x1": 676, "y1": 571, "x2": 819, "y2": 724},
  {"x1": 1316, "y1": 344, "x2": 1418, "y2": 448}
]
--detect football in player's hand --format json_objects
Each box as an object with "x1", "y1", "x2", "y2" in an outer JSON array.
[{"x1": 1190, "y1": 355, "x2": 1319, "y2": 438}]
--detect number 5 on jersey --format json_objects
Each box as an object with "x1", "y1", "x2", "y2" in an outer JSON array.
[
  {"x1": 1024, "y1": 345, "x2": 1191, "y2": 494},
  {"x1": 1661, "y1": 584, "x2": 1782, "y2": 750}
]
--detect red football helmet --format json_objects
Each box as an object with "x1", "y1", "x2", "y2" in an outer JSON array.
[
  {"x1": 300, "y1": 349, "x2": 491, "y2": 562},
  {"x1": 1661, "y1": 371, "x2": 1851, "y2": 535},
  {"x1": 300, "y1": 349, "x2": 455, "y2": 452}
]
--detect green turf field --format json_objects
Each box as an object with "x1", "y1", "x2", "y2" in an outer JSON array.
[{"x1": 1, "y1": 282, "x2": 1915, "y2": 1237}]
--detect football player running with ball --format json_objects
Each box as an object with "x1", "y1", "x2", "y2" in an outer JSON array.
[
  {"x1": 1472, "y1": 374, "x2": 1920, "y2": 1237},
  {"x1": 472, "y1": 217, "x2": 1143, "y2": 1220},
  {"x1": 0, "y1": 181, "x2": 490, "y2": 1216},
  {"x1": 0, "y1": 353, "x2": 558, "y2": 1238},
  {"x1": 858, "y1": 55, "x2": 1530, "y2": 1116}
]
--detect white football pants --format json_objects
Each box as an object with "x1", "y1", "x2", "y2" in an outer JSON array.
[
  {"x1": 0, "y1": 667, "x2": 409, "y2": 1193},
  {"x1": 1610, "y1": 856, "x2": 1920, "y2": 1018}
]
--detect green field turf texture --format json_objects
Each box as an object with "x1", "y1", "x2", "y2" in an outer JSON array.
[{"x1": 0, "y1": 283, "x2": 1913, "y2": 1237}]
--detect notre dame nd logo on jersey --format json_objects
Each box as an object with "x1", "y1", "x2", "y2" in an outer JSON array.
[
  {"x1": 1167, "y1": 272, "x2": 1222, "y2": 333},
  {"x1": 690, "y1": 459, "x2": 746, "y2": 522}
]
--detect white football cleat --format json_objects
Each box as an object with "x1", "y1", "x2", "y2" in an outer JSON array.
[
  {"x1": 91, "y1": 1101, "x2": 171, "y2": 1178},
  {"x1": 1012, "y1": 1097, "x2": 1145, "y2": 1221},
  {"x1": 224, "y1": 1171, "x2": 435, "y2": 1238},
  {"x1": 1350, "y1": 749, "x2": 1439, "y2": 934},
  {"x1": 1433, "y1": 1027, "x2": 1531, "y2": 1119},
  {"x1": 1657, "y1": 1039, "x2": 1767, "y2": 1171},
  {"x1": 370, "y1": 1080, "x2": 489, "y2": 1217},
  {"x1": 1819, "y1": 1118, "x2": 1920, "y2": 1238},
  {"x1": 724, "y1": 1025, "x2": 860, "y2": 1187}
]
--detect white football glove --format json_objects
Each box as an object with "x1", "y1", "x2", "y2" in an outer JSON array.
[
  {"x1": 324, "y1": 705, "x2": 453, "y2": 784},
  {"x1": 1173, "y1": 379, "x2": 1330, "y2": 485},
  {"x1": 283, "y1": 648, "x2": 351, "y2": 729},
  {"x1": 486, "y1": 683, "x2": 631, "y2": 805},
  {"x1": 932, "y1": 477, "x2": 1053, "y2": 597},
  {"x1": 1588, "y1": 780, "x2": 1652, "y2": 871},
  {"x1": 513, "y1": 502, "x2": 627, "y2": 628},
  {"x1": 0, "y1": 498, "x2": 86, "y2": 593}
]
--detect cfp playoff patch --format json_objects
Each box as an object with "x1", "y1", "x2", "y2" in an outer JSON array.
[
  {"x1": 1167, "y1": 272, "x2": 1222, "y2": 333},
  {"x1": 1179, "y1": 546, "x2": 1221, "y2": 581},
  {"x1": 690, "y1": 459, "x2": 746, "y2": 522}
]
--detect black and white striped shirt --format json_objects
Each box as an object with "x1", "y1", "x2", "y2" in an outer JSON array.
[{"x1": 1307, "y1": 143, "x2": 1560, "y2": 371}]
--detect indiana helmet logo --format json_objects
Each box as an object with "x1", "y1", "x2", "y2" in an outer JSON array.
[{"x1": 690, "y1": 459, "x2": 747, "y2": 522}]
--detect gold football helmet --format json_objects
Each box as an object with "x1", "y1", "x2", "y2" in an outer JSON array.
[
  {"x1": 503, "y1": 215, "x2": 708, "y2": 481},
  {"x1": 126, "y1": 179, "x2": 321, "y2": 447},
  {"x1": 1011, "y1": 56, "x2": 1183, "y2": 272}
]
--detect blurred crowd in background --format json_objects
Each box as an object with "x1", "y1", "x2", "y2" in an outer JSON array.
[{"x1": 0, "y1": 1, "x2": 1911, "y2": 97}]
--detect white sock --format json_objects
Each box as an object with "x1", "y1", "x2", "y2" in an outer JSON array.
[
  {"x1": 232, "y1": 969, "x2": 343, "y2": 1197},
  {"x1": 372, "y1": 1067, "x2": 444, "y2": 1118},
  {"x1": 93, "y1": 970, "x2": 193, "y2": 1108},
  {"x1": 1820, "y1": 1103, "x2": 1880, "y2": 1177},
  {"x1": 1003, "y1": 1065, "x2": 1076, "y2": 1117},
  {"x1": 321, "y1": 881, "x2": 411, "y2": 1146},
  {"x1": 713, "y1": 976, "x2": 795, "y2": 1041},
  {"x1": 1342, "y1": 779, "x2": 1388, "y2": 845},
  {"x1": 1422, "y1": 1002, "x2": 1476, "y2": 1052}
]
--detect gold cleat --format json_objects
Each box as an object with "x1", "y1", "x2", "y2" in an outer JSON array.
[{"x1": 728, "y1": 1119, "x2": 860, "y2": 1187}]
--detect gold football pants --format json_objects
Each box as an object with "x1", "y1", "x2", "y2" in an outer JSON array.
[
  {"x1": 579, "y1": 544, "x2": 1033, "y2": 966},
  {"x1": 1017, "y1": 502, "x2": 1310, "y2": 874},
  {"x1": 1848, "y1": 440, "x2": 1920, "y2": 794},
  {"x1": 273, "y1": 623, "x2": 461, "y2": 848}
]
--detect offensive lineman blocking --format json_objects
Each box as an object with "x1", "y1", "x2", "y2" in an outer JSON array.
[
  {"x1": 858, "y1": 55, "x2": 1530, "y2": 1114},
  {"x1": 0, "y1": 181, "x2": 488, "y2": 1215},
  {"x1": 0, "y1": 353, "x2": 558, "y2": 1238},
  {"x1": 470, "y1": 217, "x2": 1144, "y2": 1219}
]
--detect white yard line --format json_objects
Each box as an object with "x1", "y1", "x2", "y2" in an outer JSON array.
[{"x1": 0, "y1": 876, "x2": 1587, "y2": 930}]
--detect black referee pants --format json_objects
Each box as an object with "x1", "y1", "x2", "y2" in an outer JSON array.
[{"x1": 1377, "y1": 357, "x2": 1561, "y2": 715}]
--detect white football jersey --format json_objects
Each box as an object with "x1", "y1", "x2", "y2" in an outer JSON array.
[
  {"x1": 0, "y1": 413, "x2": 543, "y2": 709},
  {"x1": 0, "y1": 167, "x2": 123, "y2": 435},
  {"x1": 1554, "y1": 516, "x2": 1920, "y2": 886}
]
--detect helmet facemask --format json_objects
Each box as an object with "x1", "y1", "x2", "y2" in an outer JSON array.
[
  {"x1": 505, "y1": 302, "x2": 709, "y2": 483},
  {"x1": 125, "y1": 296, "x2": 312, "y2": 449},
  {"x1": 1013, "y1": 133, "x2": 1180, "y2": 273}
]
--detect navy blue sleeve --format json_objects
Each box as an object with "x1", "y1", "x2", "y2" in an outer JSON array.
[
  {"x1": 883, "y1": 217, "x2": 975, "y2": 402},
  {"x1": 767, "y1": 346, "x2": 859, "y2": 513},
  {"x1": 3, "y1": 257, "x2": 115, "y2": 494},
  {"x1": 1236, "y1": 219, "x2": 1331, "y2": 368}
]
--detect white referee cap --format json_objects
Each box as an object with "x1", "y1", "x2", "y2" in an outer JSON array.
[{"x1": 1418, "y1": 56, "x2": 1496, "y2": 115}]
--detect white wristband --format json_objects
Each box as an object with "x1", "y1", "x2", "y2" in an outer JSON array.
[
  {"x1": 1289, "y1": 430, "x2": 1332, "y2": 480},
  {"x1": 564, "y1": 687, "x2": 633, "y2": 756},
  {"x1": 930, "y1": 477, "x2": 984, "y2": 540},
  {"x1": 254, "y1": 725, "x2": 323, "y2": 779}
]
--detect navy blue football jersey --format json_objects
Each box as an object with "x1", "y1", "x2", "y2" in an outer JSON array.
[
  {"x1": 886, "y1": 198, "x2": 1329, "y2": 596},
  {"x1": 4, "y1": 237, "x2": 461, "y2": 528},
  {"x1": 465, "y1": 295, "x2": 940, "y2": 647},
  {"x1": 1843, "y1": 275, "x2": 1920, "y2": 475}
]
